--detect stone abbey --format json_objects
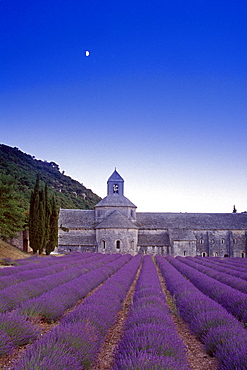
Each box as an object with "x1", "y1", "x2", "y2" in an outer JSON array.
[{"x1": 58, "y1": 170, "x2": 247, "y2": 257}]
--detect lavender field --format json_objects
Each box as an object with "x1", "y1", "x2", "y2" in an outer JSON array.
[{"x1": 0, "y1": 253, "x2": 247, "y2": 370}]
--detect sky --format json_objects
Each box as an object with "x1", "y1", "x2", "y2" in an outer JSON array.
[{"x1": 1, "y1": 0, "x2": 247, "y2": 213}]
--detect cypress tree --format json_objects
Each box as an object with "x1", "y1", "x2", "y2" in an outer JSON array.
[
  {"x1": 29, "y1": 176, "x2": 58, "y2": 255},
  {"x1": 46, "y1": 196, "x2": 58, "y2": 255}
]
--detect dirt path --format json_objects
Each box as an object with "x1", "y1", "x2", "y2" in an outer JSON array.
[
  {"x1": 91, "y1": 263, "x2": 142, "y2": 370},
  {"x1": 155, "y1": 263, "x2": 219, "y2": 370}
]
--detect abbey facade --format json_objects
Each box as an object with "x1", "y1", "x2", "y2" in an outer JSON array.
[{"x1": 58, "y1": 170, "x2": 247, "y2": 257}]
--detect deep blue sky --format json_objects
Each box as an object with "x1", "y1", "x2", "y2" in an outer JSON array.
[{"x1": 1, "y1": 0, "x2": 247, "y2": 212}]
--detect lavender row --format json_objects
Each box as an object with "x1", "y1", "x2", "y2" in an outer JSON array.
[
  {"x1": 0, "y1": 254, "x2": 120, "y2": 313},
  {"x1": 0, "y1": 254, "x2": 131, "y2": 358},
  {"x1": 0, "y1": 253, "x2": 101, "y2": 290},
  {"x1": 178, "y1": 257, "x2": 247, "y2": 294},
  {"x1": 0, "y1": 311, "x2": 40, "y2": 357},
  {"x1": 14, "y1": 255, "x2": 142, "y2": 370},
  {"x1": 113, "y1": 255, "x2": 189, "y2": 370},
  {"x1": 0, "y1": 252, "x2": 93, "y2": 278},
  {"x1": 194, "y1": 256, "x2": 247, "y2": 278},
  {"x1": 19, "y1": 254, "x2": 132, "y2": 322},
  {"x1": 167, "y1": 256, "x2": 247, "y2": 323},
  {"x1": 200, "y1": 256, "x2": 247, "y2": 271},
  {"x1": 156, "y1": 256, "x2": 247, "y2": 370}
]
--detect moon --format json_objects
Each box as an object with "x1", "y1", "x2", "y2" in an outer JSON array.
[{"x1": 85, "y1": 51, "x2": 90, "y2": 56}]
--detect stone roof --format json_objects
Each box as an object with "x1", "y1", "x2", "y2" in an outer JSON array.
[
  {"x1": 59, "y1": 209, "x2": 95, "y2": 229},
  {"x1": 138, "y1": 232, "x2": 170, "y2": 246},
  {"x1": 136, "y1": 212, "x2": 247, "y2": 230},
  {"x1": 107, "y1": 169, "x2": 124, "y2": 182},
  {"x1": 95, "y1": 194, "x2": 136, "y2": 208},
  {"x1": 59, "y1": 234, "x2": 96, "y2": 246},
  {"x1": 96, "y1": 210, "x2": 138, "y2": 229}
]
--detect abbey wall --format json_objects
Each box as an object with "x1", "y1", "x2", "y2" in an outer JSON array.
[{"x1": 58, "y1": 170, "x2": 247, "y2": 258}]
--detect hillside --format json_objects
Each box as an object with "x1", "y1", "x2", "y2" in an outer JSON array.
[
  {"x1": 0, "y1": 144, "x2": 101, "y2": 212},
  {"x1": 0, "y1": 239, "x2": 29, "y2": 261}
]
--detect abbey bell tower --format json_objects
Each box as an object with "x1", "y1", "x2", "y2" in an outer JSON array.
[{"x1": 107, "y1": 169, "x2": 124, "y2": 196}]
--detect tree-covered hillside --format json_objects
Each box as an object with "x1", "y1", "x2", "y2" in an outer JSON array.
[{"x1": 0, "y1": 144, "x2": 101, "y2": 213}]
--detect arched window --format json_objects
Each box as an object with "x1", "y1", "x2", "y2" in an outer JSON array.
[
  {"x1": 131, "y1": 209, "x2": 134, "y2": 218},
  {"x1": 116, "y1": 240, "x2": 120, "y2": 250},
  {"x1": 200, "y1": 238, "x2": 204, "y2": 244},
  {"x1": 183, "y1": 251, "x2": 186, "y2": 256},
  {"x1": 221, "y1": 238, "x2": 225, "y2": 244},
  {"x1": 102, "y1": 240, "x2": 106, "y2": 249},
  {"x1": 214, "y1": 252, "x2": 218, "y2": 257},
  {"x1": 241, "y1": 252, "x2": 246, "y2": 258},
  {"x1": 202, "y1": 252, "x2": 207, "y2": 257}
]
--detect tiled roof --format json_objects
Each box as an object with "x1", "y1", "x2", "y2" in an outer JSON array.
[
  {"x1": 95, "y1": 194, "x2": 136, "y2": 208},
  {"x1": 136, "y1": 212, "x2": 247, "y2": 230},
  {"x1": 59, "y1": 209, "x2": 95, "y2": 229},
  {"x1": 96, "y1": 210, "x2": 138, "y2": 229},
  {"x1": 107, "y1": 169, "x2": 124, "y2": 182},
  {"x1": 59, "y1": 234, "x2": 96, "y2": 246}
]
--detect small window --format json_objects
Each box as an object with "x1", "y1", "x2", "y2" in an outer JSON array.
[
  {"x1": 200, "y1": 239, "x2": 204, "y2": 244},
  {"x1": 131, "y1": 209, "x2": 134, "y2": 218},
  {"x1": 116, "y1": 240, "x2": 120, "y2": 250},
  {"x1": 97, "y1": 210, "x2": 101, "y2": 217},
  {"x1": 241, "y1": 252, "x2": 245, "y2": 258},
  {"x1": 214, "y1": 252, "x2": 218, "y2": 257},
  {"x1": 202, "y1": 252, "x2": 207, "y2": 257},
  {"x1": 183, "y1": 251, "x2": 186, "y2": 256},
  {"x1": 102, "y1": 240, "x2": 106, "y2": 249},
  {"x1": 113, "y1": 184, "x2": 119, "y2": 193},
  {"x1": 233, "y1": 238, "x2": 237, "y2": 244},
  {"x1": 221, "y1": 238, "x2": 225, "y2": 244}
]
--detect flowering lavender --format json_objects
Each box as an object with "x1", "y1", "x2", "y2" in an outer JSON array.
[
  {"x1": 14, "y1": 255, "x2": 141, "y2": 370},
  {"x1": 19, "y1": 254, "x2": 132, "y2": 322},
  {"x1": 0, "y1": 312, "x2": 39, "y2": 350},
  {"x1": 0, "y1": 253, "x2": 104, "y2": 290},
  {"x1": 178, "y1": 256, "x2": 247, "y2": 294},
  {"x1": 0, "y1": 329, "x2": 14, "y2": 356},
  {"x1": 0, "y1": 254, "x2": 121, "y2": 313},
  {"x1": 113, "y1": 256, "x2": 189, "y2": 370},
  {"x1": 168, "y1": 256, "x2": 247, "y2": 324},
  {"x1": 190, "y1": 257, "x2": 247, "y2": 284},
  {"x1": 156, "y1": 256, "x2": 247, "y2": 370}
]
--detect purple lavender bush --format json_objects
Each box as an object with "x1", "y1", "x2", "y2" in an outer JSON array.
[
  {"x1": 113, "y1": 255, "x2": 189, "y2": 370},
  {"x1": 178, "y1": 256, "x2": 247, "y2": 294},
  {"x1": 0, "y1": 254, "x2": 121, "y2": 313},
  {"x1": 19, "y1": 254, "x2": 131, "y2": 322},
  {"x1": 0, "y1": 329, "x2": 14, "y2": 356},
  {"x1": 156, "y1": 256, "x2": 247, "y2": 370},
  {"x1": 0, "y1": 312, "x2": 40, "y2": 350},
  {"x1": 168, "y1": 256, "x2": 247, "y2": 324},
  {"x1": 14, "y1": 255, "x2": 141, "y2": 370}
]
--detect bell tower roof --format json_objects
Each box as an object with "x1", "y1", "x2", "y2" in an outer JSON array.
[
  {"x1": 107, "y1": 168, "x2": 124, "y2": 196},
  {"x1": 107, "y1": 169, "x2": 124, "y2": 183}
]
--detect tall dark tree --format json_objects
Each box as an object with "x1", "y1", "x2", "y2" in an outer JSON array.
[
  {"x1": 29, "y1": 176, "x2": 45, "y2": 254},
  {"x1": 0, "y1": 173, "x2": 25, "y2": 240},
  {"x1": 29, "y1": 176, "x2": 58, "y2": 255},
  {"x1": 46, "y1": 196, "x2": 58, "y2": 255}
]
